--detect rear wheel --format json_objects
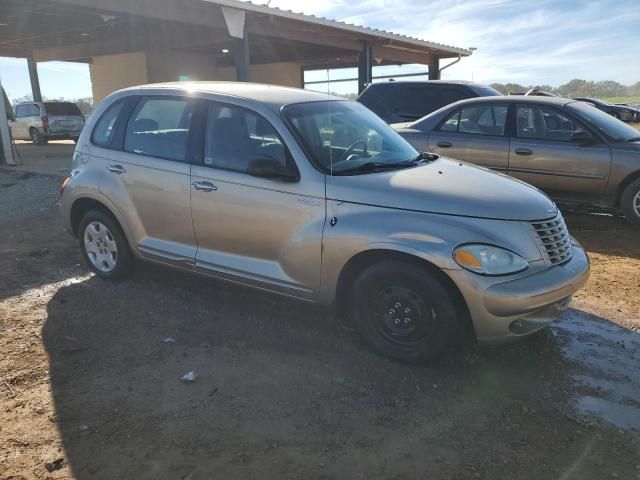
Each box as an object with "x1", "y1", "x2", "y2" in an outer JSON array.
[
  {"x1": 30, "y1": 128, "x2": 47, "y2": 146},
  {"x1": 621, "y1": 178, "x2": 640, "y2": 228},
  {"x1": 351, "y1": 261, "x2": 458, "y2": 363},
  {"x1": 78, "y1": 210, "x2": 133, "y2": 279}
]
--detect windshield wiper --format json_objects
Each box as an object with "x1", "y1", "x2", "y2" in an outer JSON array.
[
  {"x1": 333, "y1": 160, "x2": 418, "y2": 175},
  {"x1": 627, "y1": 137, "x2": 640, "y2": 142}
]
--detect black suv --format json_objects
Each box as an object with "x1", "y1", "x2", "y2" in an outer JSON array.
[{"x1": 357, "y1": 80, "x2": 502, "y2": 124}]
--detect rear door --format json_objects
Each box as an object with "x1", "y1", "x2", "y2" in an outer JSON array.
[
  {"x1": 91, "y1": 95, "x2": 198, "y2": 264},
  {"x1": 189, "y1": 100, "x2": 325, "y2": 299},
  {"x1": 427, "y1": 102, "x2": 510, "y2": 171},
  {"x1": 508, "y1": 103, "x2": 612, "y2": 202}
]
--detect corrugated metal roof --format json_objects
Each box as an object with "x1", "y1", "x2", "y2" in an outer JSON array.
[{"x1": 205, "y1": 0, "x2": 472, "y2": 56}]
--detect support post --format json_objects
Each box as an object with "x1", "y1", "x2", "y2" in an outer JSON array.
[
  {"x1": 27, "y1": 58, "x2": 43, "y2": 102},
  {"x1": 357, "y1": 42, "x2": 373, "y2": 93},
  {"x1": 0, "y1": 78, "x2": 16, "y2": 165},
  {"x1": 233, "y1": 33, "x2": 251, "y2": 82},
  {"x1": 428, "y1": 55, "x2": 440, "y2": 80}
]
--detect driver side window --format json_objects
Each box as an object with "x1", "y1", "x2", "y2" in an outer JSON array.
[{"x1": 203, "y1": 102, "x2": 286, "y2": 173}]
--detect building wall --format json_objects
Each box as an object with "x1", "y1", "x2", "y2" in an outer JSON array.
[
  {"x1": 90, "y1": 51, "x2": 303, "y2": 103},
  {"x1": 89, "y1": 52, "x2": 148, "y2": 103},
  {"x1": 145, "y1": 50, "x2": 221, "y2": 83}
]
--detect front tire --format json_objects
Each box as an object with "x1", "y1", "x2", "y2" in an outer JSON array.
[
  {"x1": 78, "y1": 210, "x2": 133, "y2": 280},
  {"x1": 621, "y1": 178, "x2": 640, "y2": 228},
  {"x1": 351, "y1": 261, "x2": 458, "y2": 363}
]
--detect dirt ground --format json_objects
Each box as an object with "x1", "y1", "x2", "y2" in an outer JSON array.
[{"x1": 1, "y1": 169, "x2": 639, "y2": 480}]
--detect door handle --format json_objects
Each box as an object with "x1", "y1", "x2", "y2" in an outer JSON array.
[
  {"x1": 437, "y1": 141, "x2": 452, "y2": 148},
  {"x1": 515, "y1": 148, "x2": 533, "y2": 156},
  {"x1": 191, "y1": 181, "x2": 217, "y2": 192},
  {"x1": 106, "y1": 164, "x2": 126, "y2": 174}
]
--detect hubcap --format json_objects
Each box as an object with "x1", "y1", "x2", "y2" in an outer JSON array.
[
  {"x1": 633, "y1": 191, "x2": 640, "y2": 217},
  {"x1": 83, "y1": 221, "x2": 118, "y2": 273},
  {"x1": 370, "y1": 286, "x2": 436, "y2": 346}
]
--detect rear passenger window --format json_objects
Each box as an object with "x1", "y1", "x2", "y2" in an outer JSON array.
[
  {"x1": 124, "y1": 97, "x2": 193, "y2": 162},
  {"x1": 440, "y1": 110, "x2": 460, "y2": 132},
  {"x1": 439, "y1": 105, "x2": 507, "y2": 136},
  {"x1": 203, "y1": 102, "x2": 286, "y2": 173},
  {"x1": 92, "y1": 100, "x2": 125, "y2": 147}
]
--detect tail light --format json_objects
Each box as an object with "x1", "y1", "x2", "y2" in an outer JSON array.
[
  {"x1": 59, "y1": 176, "x2": 71, "y2": 198},
  {"x1": 41, "y1": 116, "x2": 49, "y2": 129}
]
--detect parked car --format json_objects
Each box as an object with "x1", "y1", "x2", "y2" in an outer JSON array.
[
  {"x1": 357, "y1": 80, "x2": 502, "y2": 124},
  {"x1": 573, "y1": 97, "x2": 639, "y2": 122},
  {"x1": 59, "y1": 82, "x2": 589, "y2": 363},
  {"x1": 11, "y1": 101, "x2": 85, "y2": 145},
  {"x1": 392, "y1": 96, "x2": 640, "y2": 226}
]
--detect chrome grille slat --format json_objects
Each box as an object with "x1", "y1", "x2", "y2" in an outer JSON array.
[{"x1": 530, "y1": 213, "x2": 573, "y2": 265}]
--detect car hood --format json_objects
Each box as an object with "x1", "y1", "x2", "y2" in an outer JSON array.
[{"x1": 327, "y1": 157, "x2": 557, "y2": 221}]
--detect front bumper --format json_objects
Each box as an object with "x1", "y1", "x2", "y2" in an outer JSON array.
[{"x1": 449, "y1": 242, "x2": 590, "y2": 343}]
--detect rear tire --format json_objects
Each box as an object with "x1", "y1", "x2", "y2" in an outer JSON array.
[
  {"x1": 351, "y1": 261, "x2": 458, "y2": 363},
  {"x1": 30, "y1": 128, "x2": 47, "y2": 146},
  {"x1": 621, "y1": 178, "x2": 640, "y2": 228},
  {"x1": 78, "y1": 210, "x2": 134, "y2": 280}
]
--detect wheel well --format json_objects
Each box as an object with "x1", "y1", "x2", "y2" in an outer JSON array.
[
  {"x1": 615, "y1": 171, "x2": 640, "y2": 207},
  {"x1": 70, "y1": 198, "x2": 117, "y2": 237},
  {"x1": 334, "y1": 249, "x2": 474, "y2": 339}
]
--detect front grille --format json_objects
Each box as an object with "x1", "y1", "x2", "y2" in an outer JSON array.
[{"x1": 530, "y1": 214, "x2": 572, "y2": 265}]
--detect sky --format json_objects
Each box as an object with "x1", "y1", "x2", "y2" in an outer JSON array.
[{"x1": 1, "y1": 0, "x2": 639, "y2": 101}]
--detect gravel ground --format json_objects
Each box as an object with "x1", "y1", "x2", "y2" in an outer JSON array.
[{"x1": 0, "y1": 169, "x2": 639, "y2": 480}]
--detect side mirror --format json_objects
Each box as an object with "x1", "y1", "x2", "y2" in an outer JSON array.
[
  {"x1": 247, "y1": 156, "x2": 299, "y2": 182},
  {"x1": 571, "y1": 130, "x2": 595, "y2": 145}
]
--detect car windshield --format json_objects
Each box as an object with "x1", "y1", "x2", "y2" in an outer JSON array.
[
  {"x1": 45, "y1": 102, "x2": 82, "y2": 116},
  {"x1": 568, "y1": 101, "x2": 640, "y2": 142},
  {"x1": 471, "y1": 85, "x2": 503, "y2": 97},
  {"x1": 282, "y1": 100, "x2": 419, "y2": 175}
]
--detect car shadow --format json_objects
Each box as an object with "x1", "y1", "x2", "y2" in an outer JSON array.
[{"x1": 41, "y1": 261, "x2": 625, "y2": 479}]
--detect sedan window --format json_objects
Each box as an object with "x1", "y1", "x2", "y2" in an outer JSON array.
[
  {"x1": 438, "y1": 105, "x2": 508, "y2": 136},
  {"x1": 516, "y1": 105, "x2": 584, "y2": 141}
]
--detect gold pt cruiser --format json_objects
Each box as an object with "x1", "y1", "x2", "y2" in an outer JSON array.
[{"x1": 59, "y1": 82, "x2": 590, "y2": 363}]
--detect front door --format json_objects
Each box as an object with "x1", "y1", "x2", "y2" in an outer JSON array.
[
  {"x1": 508, "y1": 104, "x2": 612, "y2": 203},
  {"x1": 427, "y1": 103, "x2": 510, "y2": 171},
  {"x1": 190, "y1": 100, "x2": 325, "y2": 299}
]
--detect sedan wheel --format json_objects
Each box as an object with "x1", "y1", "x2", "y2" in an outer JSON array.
[{"x1": 621, "y1": 178, "x2": 640, "y2": 228}]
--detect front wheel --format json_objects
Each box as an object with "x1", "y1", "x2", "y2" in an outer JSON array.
[
  {"x1": 351, "y1": 261, "x2": 458, "y2": 363},
  {"x1": 78, "y1": 210, "x2": 134, "y2": 279},
  {"x1": 621, "y1": 178, "x2": 640, "y2": 228}
]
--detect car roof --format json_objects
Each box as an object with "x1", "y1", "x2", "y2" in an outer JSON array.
[
  {"x1": 446, "y1": 95, "x2": 577, "y2": 107},
  {"x1": 120, "y1": 81, "x2": 344, "y2": 110},
  {"x1": 364, "y1": 80, "x2": 490, "y2": 88}
]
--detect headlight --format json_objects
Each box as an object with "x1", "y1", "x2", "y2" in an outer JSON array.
[{"x1": 453, "y1": 244, "x2": 528, "y2": 276}]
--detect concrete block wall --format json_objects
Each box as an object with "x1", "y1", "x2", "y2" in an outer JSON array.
[{"x1": 89, "y1": 49, "x2": 303, "y2": 104}]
